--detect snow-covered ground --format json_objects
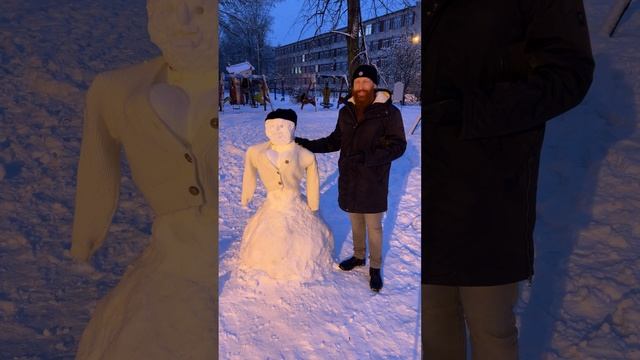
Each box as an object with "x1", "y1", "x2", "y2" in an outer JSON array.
[
  {"x1": 516, "y1": 2, "x2": 640, "y2": 359},
  {"x1": 0, "y1": 0, "x2": 638, "y2": 359},
  {"x1": 0, "y1": 1, "x2": 159, "y2": 358},
  {"x1": 218, "y1": 101, "x2": 421, "y2": 359}
]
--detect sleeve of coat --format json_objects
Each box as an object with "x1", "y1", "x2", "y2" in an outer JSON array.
[
  {"x1": 364, "y1": 107, "x2": 407, "y2": 167},
  {"x1": 70, "y1": 74, "x2": 121, "y2": 261},
  {"x1": 301, "y1": 120, "x2": 342, "y2": 153},
  {"x1": 304, "y1": 153, "x2": 320, "y2": 211},
  {"x1": 240, "y1": 147, "x2": 257, "y2": 207},
  {"x1": 460, "y1": 0, "x2": 595, "y2": 139}
]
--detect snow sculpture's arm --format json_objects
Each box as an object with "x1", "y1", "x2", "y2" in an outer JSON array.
[
  {"x1": 301, "y1": 150, "x2": 320, "y2": 211},
  {"x1": 240, "y1": 147, "x2": 257, "y2": 208},
  {"x1": 70, "y1": 74, "x2": 121, "y2": 262}
]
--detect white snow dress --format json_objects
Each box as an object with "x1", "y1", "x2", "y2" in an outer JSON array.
[
  {"x1": 70, "y1": 60, "x2": 217, "y2": 359},
  {"x1": 239, "y1": 141, "x2": 333, "y2": 281}
]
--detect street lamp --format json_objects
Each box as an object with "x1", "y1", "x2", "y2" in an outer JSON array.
[{"x1": 411, "y1": 34, "x2": 421, "y2": 44}]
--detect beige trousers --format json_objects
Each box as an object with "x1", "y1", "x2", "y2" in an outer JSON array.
[
  {"x1": 348, "y1": 212, "x2": 384, "y2": 268},
  {"x1": 422, "y1": 282, "x2": 520, "y2": 360}
]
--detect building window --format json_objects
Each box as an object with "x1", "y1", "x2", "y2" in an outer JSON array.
[
  {"x1": 319, "y1": 63, "x2": 333, "y2": 72},
  {"x1": 389, "y1": 17, "x2": 396, "y2": 30},
  {"x1": 378, "y1": 20, "x2": 385, "y2": 32},
  {"x1": 365, "y1": 24, "x2": 372, "y2": 35}
]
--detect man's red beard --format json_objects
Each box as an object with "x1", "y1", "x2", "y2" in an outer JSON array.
[{"x1": 353, "y1": 89, "x2": 375, "y2": 107}]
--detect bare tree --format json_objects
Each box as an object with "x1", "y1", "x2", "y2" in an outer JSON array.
[
  {"x1": 219, "y1": 0, "x2": 281, "y2": 74},
  {"x1": 298, "y1": 0, "x2": 412, "y2": 79},
  {"x1": 378, "y1": 31, "x2": 421, "y2": 104}
]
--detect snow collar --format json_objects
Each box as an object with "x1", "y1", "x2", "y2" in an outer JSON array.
[
  {"x1": 347, "y1": 89, "x2": 391, "y2": 105},
  {"x1": 269, "y1": 142, "x2": 296, "y2": 152},
  {"x1": 166, "y1": 66, "x2": 216, "y2": 93}
]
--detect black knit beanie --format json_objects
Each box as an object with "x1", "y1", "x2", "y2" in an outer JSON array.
[
  {"x1": 265, "y1": 108, "x2": 297, "y2": 126},
  {"x1": 352, "y1": 64, "x2": 379, "y2": 85}
]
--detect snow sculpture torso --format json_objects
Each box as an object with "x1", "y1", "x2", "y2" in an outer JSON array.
[
  {"x1": 71, "y1": 1, "x2": 218, "y2": 359},
  {"x1": 149, "y1": 69, "x2": 216, "y2": 145},
  {"x1": 239, "y1": 121, "x2": 333, "y2": 281}
]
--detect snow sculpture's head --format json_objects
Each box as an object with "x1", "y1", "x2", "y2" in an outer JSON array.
[
  {"x1": 147, "y1": 0, "x2": 216, "y2": 72},
  {"x1": 265, "y1": 109, "x2": 297, "y2": 146}
]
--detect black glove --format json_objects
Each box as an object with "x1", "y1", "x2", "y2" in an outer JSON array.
[
  {"x1": 424, "y1": 99, "x2": 463, "y2": 126},
  {"x1": 495, "y1": 41, "x2": 530, "y2": 82},
  {"x1": 376, "y1": 135, "x2": 392, "y2": 149},
  {"x1": 294, "y1": 137, "x2": 311, "y2": 149}
]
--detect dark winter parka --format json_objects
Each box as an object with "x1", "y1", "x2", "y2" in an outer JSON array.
[
  {"x1": 422, "y1": 0, "x2": 595, "y2": 286},
  {"x1": 297, "y1": 90, "x2": 407, "y2": 213}
]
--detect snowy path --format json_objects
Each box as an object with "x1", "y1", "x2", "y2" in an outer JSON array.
[{"x1": 218, "y1": 104, "x2": 422, "y2": 359}]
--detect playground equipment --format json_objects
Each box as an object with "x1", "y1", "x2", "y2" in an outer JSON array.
[{"x1": 220, "y1": 73, "x2": 273, "y2": 112}]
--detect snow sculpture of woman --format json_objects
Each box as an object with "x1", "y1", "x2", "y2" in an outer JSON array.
[
  {"x1": 239, "y1": 109, "x2": 333, "y2": 281},
  {"x1": 70, "y1": 1, "x2": 218, "y2": 358}
]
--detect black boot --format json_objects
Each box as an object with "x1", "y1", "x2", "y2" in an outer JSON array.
[
  {"x1": 370, "y1": 268, "x2": 383, "y2": 292},
  {"x1": 338, "y1": 256, "x2": 366, "y2": 271}
]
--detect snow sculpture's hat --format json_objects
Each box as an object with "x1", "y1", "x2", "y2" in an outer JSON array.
[
  {"x1": 352, "y1": 64, "x2": 379, "y2": 85},
  {"x1": 265, "y1": 108, "x2": 297, "y2": 126}
]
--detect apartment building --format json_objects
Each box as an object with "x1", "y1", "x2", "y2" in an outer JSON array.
[{"x1": 273, "y1": 2, "x2": 421, "y2": 93}]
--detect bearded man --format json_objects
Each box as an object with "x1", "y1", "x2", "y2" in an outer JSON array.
[{"x1": 296, "y1": 64, "x2": 407, "y2": 292}]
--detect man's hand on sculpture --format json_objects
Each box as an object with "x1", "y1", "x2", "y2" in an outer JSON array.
[{"x1": 294, "y1": 137, "x2": 310, "y2": 148}]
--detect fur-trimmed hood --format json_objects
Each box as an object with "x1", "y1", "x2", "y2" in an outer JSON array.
[{"x1": 347, "y1": 88, "x2": 392, "y2": 105}]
